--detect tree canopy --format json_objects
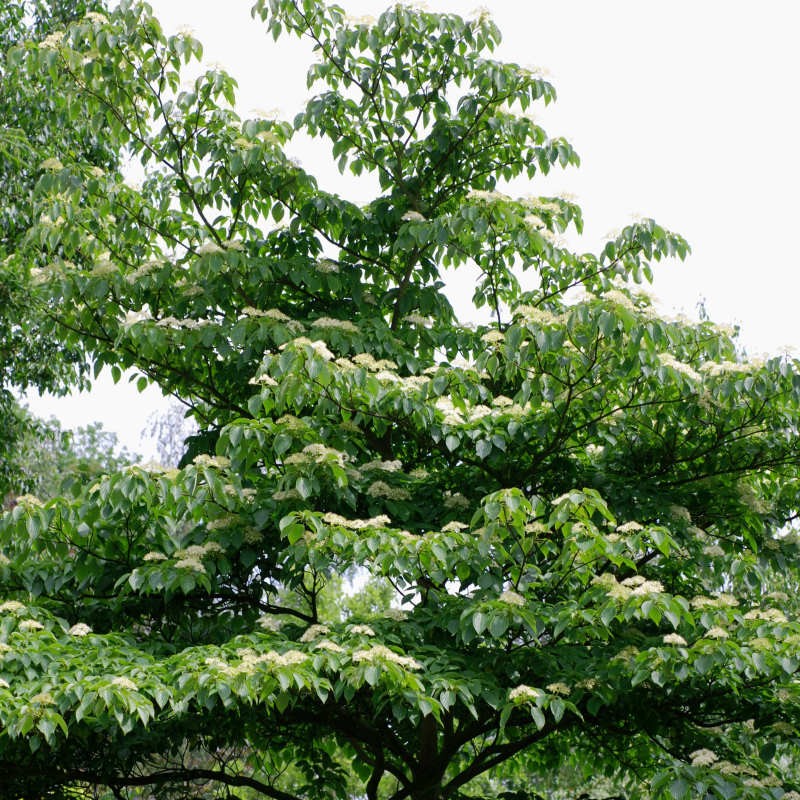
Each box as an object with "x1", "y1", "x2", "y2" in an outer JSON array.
[{"x1": 2, "y1": 2, "x2": 800, "y2": 799}]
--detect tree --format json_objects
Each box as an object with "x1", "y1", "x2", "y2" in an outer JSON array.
[
  {"x1": 0, "y1": 0, "x2": 113, "y2": 393},
  {"x1": 2, "y1": 2, "x2": 800, "y2": 799},
  {"x1": 0, "y1": 0, "x2": 113, "y2": 501},
  {"x1": 7, "y1": 415, "x2": 136, "y2": 504}
]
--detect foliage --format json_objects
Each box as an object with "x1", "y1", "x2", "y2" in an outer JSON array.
[
  {"x1": 0, "y1": 0, "x2": 112, "y2": 395},
  {"x1": 7, "y1": 414, "x2": 136, "y2": 501},
  {"x1": 2, "y1": 2, "x2": 800, "y2": 799}
]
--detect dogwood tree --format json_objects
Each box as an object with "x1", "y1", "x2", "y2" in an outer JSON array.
[{"x1": 2, "y1": 2, "x2": 800, "y2": 799}]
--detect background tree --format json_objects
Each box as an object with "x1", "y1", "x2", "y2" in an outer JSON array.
[
  {"x1": 0, "y1": 0, "x2": 114, "y2": 392},
  {"x1": 2, "y1": 2, "x2": 800, "y2": 800},
  {"x1": 10, "y1": 415, "x2": 136, "y2": 503},
  {"x1": 0, "y1": 0, "x2": 113, "y2": 501}
]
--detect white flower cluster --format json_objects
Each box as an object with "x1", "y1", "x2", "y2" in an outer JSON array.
[
  {"x1": 508, "y1": 684, "x2": 542, "y2": 703},
  {"x1": 316, "y1": 258, "x2": 339, "y2": 273},
  {"x1": 690, "y1": 594, "x2": 738, "y2": 609},
  {"x1": 352, "y1": 353, "x2": 398, "y2": 371},
  {"x1": 360, "y1": 459, "x2": 403, "y2": 473},
  {"x1": 68, "y1": 623, "x2": 92, "y2": 636},
  {"x1": 349, "y1": 625, "x2": 376, "y2": 637},
  {"x1": 743, "y1": 608, "x2": 787, "y2": 623},
  {"x1": 322, "y1": 512, "x2": 392, "y2": 530},
  {"x1": 281, "y1": 337, "x2": 334, "y2": 361},
  {"x1": 175, "y1": 542, "x2": 224, "y2": 560},
  {"x1": 311, "y1": 317, "x2": 359, "y2": 333},
  {"x1": 111, "y1": 676, "x2": 138, "y2": 691},
  {"x1": 689, "y1": 748, "x2": 718, "y2": 767},
  {"x1": 14, "y1": 494, "x2": 44, "y2": 508},
  {"x1": 0, "y1": 601, "x2": 26, "y2": 613},
  {"x1": 622, "y1": 576, "x2": 664, "y2": 595},
  {"x1": 126, "y1": 259, "x2": 164, "y2": 284},
  {"x1": 315, "y1": 639, "x2": 344, "y2": 653},
  {"x1": 435, "y1": 397, "x2": 464, "y2": 426},
  {"x1": 657, "y1": 353, "x2": 700, "y2": 382},
  {"x1": 443, "y1": 492, "x2": 469, "y2": 511},
  {"x1": 498, "y1": 590, "x2": 525, "y2": 607},
  {"x1": 174, "y1": 557, "x2": 206, "y2": 573},
  {"x1": 300, "y1": 624, "x2": 330, "y2": 643},
  {"x1": 467, "y1": 189, "x2": 510, "y2": 203},
  {"x1": 257, "y1": 615, "x2": 283, "y2": 632},
  {"x1": 366, "y1": 481, "x2": 411, "y2": 501},
  {"x1": 40, "y1": 32, "x2": 64, "y2": 49},
  {"x1": 195, "y1": 241, "x2": 224, "y2": 256},
  {"x1": 402, "y1": 313, "x2": 432, "y2": 326},
  {"x1": 193, "y1": 454, "x2": 231, "y2": 469},
  {"x1": 601, "y1": 289, "x2": 637, "y2": 313},
  {"x1": 352, "y1": 644, "x2": 421, "y2": 671},
  {"x1": 481, "y1": 329, "x2": 505, "y2": 344},
  {"x1": 546, "y1": 682, "x2": 571, "y2": 696},
  {"x1": 699, "y1": 360, "x2": 750, "y2": 377},
  {"x1": 662, "y1": 633, "x2": 687, "y2": 646},
  {"x1": 616, "y1": 521, "x2": 643, "y2": 533},
  {"x1": 513, "y1": 305, "x2": 561, "y2": 327}
]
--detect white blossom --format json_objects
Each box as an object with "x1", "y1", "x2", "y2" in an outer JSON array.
[
  {"x1": 499, "y1": 590, "x2": 525, "y2": 607},
  {"x1": 689, "y1": 748, "x2": 718, "y2": 767},
  {"x1": 68, "y1": 623, "x2": 92, "y2": 636},
  {"x1": 508, "y1": 684, "x2": 542, "y2": 703}
]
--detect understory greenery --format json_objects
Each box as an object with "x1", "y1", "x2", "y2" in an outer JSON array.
[{"x1": 2, "y1": 2, "x2": 800, "y2": 799}]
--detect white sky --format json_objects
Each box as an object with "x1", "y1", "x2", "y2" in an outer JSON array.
[{"x1": 25, "y1": 0, "x2": 800, "y2": 456}]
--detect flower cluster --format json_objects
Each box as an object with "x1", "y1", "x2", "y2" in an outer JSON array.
[
  {"x1": 300, "y1": 624, "x2": 330, "y2": 643},
  {"x1": 366, "y1": 481, "x2": 411, "y2": 501},
  {"x1": 352, "y1": 644, "x2": 422, "y2": 671},
  {"x1": 111, "y1": 676, "x2": 138, "y2": 691},
  {"x1": 349, "y1": 625, "x2": 376, "y2": 637},
  {"x1": 499, "y1": 590, "x2": 525, "y2": 607},
  {"x1": 657, "y1": 353, "x2": 701, "y2": 382},
  {"x1": 311, "y1": 317, "x2": 358, "y2": 333},
  {"x1": 322, "y1": 512, "x2": 392, "y2": 530},
  {"x1": 68, "y1": 623, "x2": 92, "y2": 637},
  {"x1": 689, "y1": 748, "x2": 718, "y2": 767},
  {"x1": 508, "y1": 684, "x2": 542, "y2": 703}
]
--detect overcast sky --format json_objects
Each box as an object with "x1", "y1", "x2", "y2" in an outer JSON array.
[{"x1": 25, "y1": 1, "x2": 800, "y2": 456}]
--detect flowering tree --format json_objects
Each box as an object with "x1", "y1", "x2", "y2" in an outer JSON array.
[{"x1": 2, "y1": 2, "x2": 800, "y2": 799}]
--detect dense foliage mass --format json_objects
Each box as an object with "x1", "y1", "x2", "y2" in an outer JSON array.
[
  {"x1": 0, "y1": 0, "x2": 114, "y2": 497},
  {"x1": 2, "y1": 2, "x2": 800, "y2": 798}
]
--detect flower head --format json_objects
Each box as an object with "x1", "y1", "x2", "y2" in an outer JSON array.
[
  {"x1": 499, "y1": 590, "x2": 525, "y2": 607},
  {"x1": 68, "y1": 623, "x2": 92, "y2": 637}
]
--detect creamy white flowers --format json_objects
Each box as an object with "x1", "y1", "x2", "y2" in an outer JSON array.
[
  {"x1": 18, "y1": 619, "x2": 44, "y2": 632},
  {"x1": 508, "y1": 684, "x2": 542, "y2": 703},
  {"x1": 68, "y1": 623, "x2": 92, "y2": 637},
  {"x1": 111, "y1": 676, "x2": 138, "y2": 691},
  {"x1": 689, "y1": 748, "x2": 718, "y2": 767},
  {"x1": 300, "y1": 624, "x2": 329, "y2": 643},
  {"x1": 352, "y1": 645, "x2": 421, "y2": 671},
  {"x1": 498, "y1": 590, "x2": 525, "y2": 607}
]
